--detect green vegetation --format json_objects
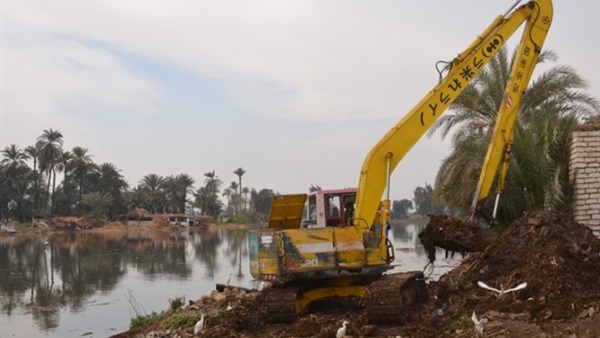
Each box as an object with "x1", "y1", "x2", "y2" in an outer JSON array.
[
  {"x1": 168, "y1": 296, "x2": 185, "y2": 312},
  {"x1": 130, "y1": 311, "x2": 162, "y2": 329},
  {"x1": 1, "y1": 129, "x2": 275, "y2": 222},
  {"x1": 160, "y1": 312, "x2": 202, "y2": 330},
  {"x1": 450, "y1": 315, "x2": 474, "y2": 332},
  {"x1": 428, "y1": 47, "x2": 599, "y2": 224}
]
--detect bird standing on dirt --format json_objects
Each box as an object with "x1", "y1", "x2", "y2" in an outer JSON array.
[
  {"x1": 477, "y1": 281, "x2": 527, "y2": 298},
  {"x1": 225, "y1": 272, "x2": 232, "y2": 286},
  {"x1": 471, "y1": 312, "x2": 487, "y2": 337},
  {"x1": 336, "y1": 320, "x2": 349, "y2": 338},
  {"x1": 194, "y1": 313, "x2": 205, "y2": 335}
]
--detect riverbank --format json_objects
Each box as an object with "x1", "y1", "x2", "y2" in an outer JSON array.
[{"x1": 0, "y1": 216, "x2": 253, "y2": 239}]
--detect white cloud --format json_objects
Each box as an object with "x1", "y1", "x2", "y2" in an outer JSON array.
[{"x1": 1, "y1": 0, "x2": 598, "y2": 201}]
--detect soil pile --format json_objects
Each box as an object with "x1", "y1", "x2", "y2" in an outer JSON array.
[
  {"x1": 434, "y1": 210, "x2": 600, "y2": 321},
  {"x1": 113, "y1": 210, "x2": 600, "y2": 337},
  {"x1": 389, "y1": 210, "x2": 600, "y2": 337}
]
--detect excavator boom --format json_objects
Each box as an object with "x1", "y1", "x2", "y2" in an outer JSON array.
[{"x1": 355, "y1": 0, "x2": 552, "y2": 225}]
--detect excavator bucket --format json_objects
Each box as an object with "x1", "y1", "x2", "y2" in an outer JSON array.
[{"x1": 418, "y1": 214, "x2": 493, "y2": 263}]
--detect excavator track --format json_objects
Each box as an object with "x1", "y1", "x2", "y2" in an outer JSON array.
[
  {"x1": 364, "y1": 271, "x2": 427, "y2": 324},
  {"x1": 262, "y1": 285, "x2": 299, "y2": 323}
]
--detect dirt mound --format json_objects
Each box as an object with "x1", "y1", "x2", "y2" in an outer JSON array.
[{"x1": 434, "y1": 210, "x2": 600, "y2": 322}]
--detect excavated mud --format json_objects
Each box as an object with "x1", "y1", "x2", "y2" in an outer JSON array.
[
  {"x1": 114, "y1": 210, "x2": 600, "y2": 338},
  {"x1": 418, "y1": 214, "x2": 493, "y2": 263}
]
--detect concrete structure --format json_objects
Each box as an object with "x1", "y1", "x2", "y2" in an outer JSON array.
[{"x1": 570, "y1": 127, "x2": 600, "y2": 236}]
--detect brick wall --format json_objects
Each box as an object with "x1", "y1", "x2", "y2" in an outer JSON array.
[{"x1": 570, "y1": 128, "x2": 600, "y2": 236}]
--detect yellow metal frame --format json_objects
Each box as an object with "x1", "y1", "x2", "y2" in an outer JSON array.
[{"x1": 354, "y1": 0, "x2": 553, "y2": 224}]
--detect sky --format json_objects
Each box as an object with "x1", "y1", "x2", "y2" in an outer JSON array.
[{"x1": 1, "y1": 0, "x2": 599, "y2": 203}]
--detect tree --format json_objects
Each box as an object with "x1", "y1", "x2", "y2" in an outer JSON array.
[
  {"x1": 70, "y1": 146, "x2": 95, "y2": 213},
  {"x1": 241, "y1": 187, "x2": 250, "y2": 211},
  {"x1": 175, "y1": 174, "x2": 195, "y2": 213},
  {"x1": 392, "y1": 199, "x2": 413, "y2": 219},
  {"x1": 139, "y1": 174, "x2": 165, "y2": 213},
  {"x1": 1, "y1": 145, "x2": 31, "y2": 221},
  {"x1": 88, "y1": 163, "x2": 127, "y2": 218},
  {"x1": 82, "y1": 192, "x2": 113, "y2": 219},
  {"x1": 413, "y1": 184, "x2": 433, "y2": 216},
  {"x1": 228, "y1": 181, "x2": 240, "y2": 213},
  {"x1": 430, "y1": 48, "x2": 599, "y2": 222},
  {"x1": 36, "y1": 129, "x2": 64, "y2": 213},
  {"x1": 24, "y1": 145, "x2": 42, "y2": 210},
  {"x1": 195, "y1": 171, "x2": 223, "y2": 218},
  {"x1": 125, "y1": 186, "x2": 150, "y2": 212},
  {"x1": 57, "y1": 150, "x2": 73, "y2": 185},
  {"x1": 251, "y1": 188, "x2": 274, "y2": 215},
  {"x1": 233, "y1": 167, "x2": 245, "y2": 198}
]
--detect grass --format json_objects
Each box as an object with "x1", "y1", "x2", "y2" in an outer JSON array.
[
  {"x1": 450, "y1": 315, "x2": 474, "y2": 332},
  {"x1": 130, "y1": 311, "x2": 162, "y2": 329},
  {"x1": 161, "y1": 312, "x2": 202, "y2": 330}
]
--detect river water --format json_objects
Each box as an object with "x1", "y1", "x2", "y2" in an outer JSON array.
[{"x1": 0, "y1": 222, "x2": 460, "y2": 338}]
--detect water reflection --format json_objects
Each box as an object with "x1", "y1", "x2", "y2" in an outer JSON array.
[
  {"x1": 0, "y1": 227, "x2": 251, "y2": 337},
  {"x1": 0, "y1": 222, "x2": 458, "y2": 338}
]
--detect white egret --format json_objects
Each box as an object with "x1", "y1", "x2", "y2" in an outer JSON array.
[
  {"x1": 477, "y1": 281, "x2": 527, "y2": 298},
  {"x1": 336, "y1": 320, "x2": 349, "y2": 338},
  {"x1": 194, "y1": 313, "x2": 205, "y2": 335},
  {"x1": 225, "y1": 272, "x2": 232, "y2": 286},
  {"x1": 471, "y1": 311, "x2": 487, "y2": 337}
]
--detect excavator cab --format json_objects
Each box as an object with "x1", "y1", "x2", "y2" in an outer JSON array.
[{"x1": 301, "y1": 189, "x2": 357, "y2": 228}]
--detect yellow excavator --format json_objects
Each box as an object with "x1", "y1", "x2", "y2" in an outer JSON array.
[{"x1": 249, "y1": 0, "x2": 552, "y2": 323}]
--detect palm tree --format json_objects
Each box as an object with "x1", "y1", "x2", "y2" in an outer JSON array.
[
  {"x1": 1, "y1": 145, "x2": 29, "y2": 175},
  {"x1": 70, "y1": 146, "x2": 95, "y2": 213},
  {"x1": 242, "y1": 187, "x2": 250, "y2": 211},
  {"x1": 204, "y1": 171, "x2": 222, "y2": 195},
  {"x1": 36, "y1": 129, "x2": 64, "y2": 213},
  {"x1": 430, "y1": 48, "x2": 600, "y2": 222},
  {"x1": 125, "y1": 186, "x2": 149, "y2": 213},
  {"x1": 139, "y1": 174, "x2": 165, "y2": 213},
  {"x1": 161, "y1": 175, "x2": 180, "y2": 213},
  {"x1": 233, "y1": 167, "x2": 245, "y2": 197},
  {"x1": 82, "y1": 192, "x2": 113, "y2": 219},
  {"x1": 1, "y1": 145, "x2": 31, "y2": 220},
  {"x1": 176, "y1": 174, "x2": 195, "y2": 214},
  {"x1": 91, "y1": 163, "x2": 128, "y2": 218},
  {"x1": 140, "y1": 174, "x2": 164, "y2": 192},
  {"x1": 195, "y1": 171, "x2": 223, "y2": 218},
  {"x1": 58, "y1": 150, "x2": 73, "y2": 184},
  {"x1": 24, "y1": 145, "x2": 42, "y2": 210},
  {"x1": 222, "y1": 187, "x2": 234, "y2": 212},
  {"x1": 229, "y1": 181, "x2": 240, "y2": 213}
]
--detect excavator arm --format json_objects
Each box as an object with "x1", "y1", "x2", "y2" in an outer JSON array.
[{"x1": 354, "y1": 0, "x2": 552, "y2": 227}]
